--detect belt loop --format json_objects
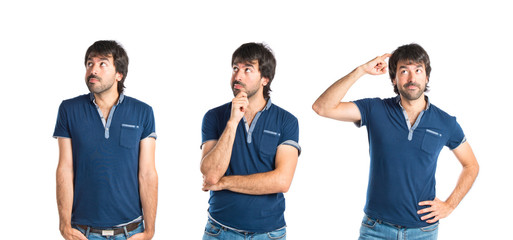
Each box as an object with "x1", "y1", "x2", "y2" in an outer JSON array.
[
  {"x1": 85, "y1": 226, "x2": 91, "y2": 238},
  {"x1": 123, "y1": 226, "x2": 129, "y2": 237}
]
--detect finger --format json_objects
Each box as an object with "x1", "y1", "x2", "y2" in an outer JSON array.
[
  {"x1": 426, "y1": 216, "x2": 440, "y2": 223},
  {"x1": 421, "y1": 211, "x2": 436, "y2": 221},
  {"x1": 417, "y1": 206, "x2": 433, "y2": 215},
  {"x1": 381, "y1": 53, "x2": 392, "y2": 59},
  {"x1": 236, "y1": 91, "x2": 247, "y2": 98},
  {"x1": 418, "y1": 200, "x2": 433, "y2": 206}
]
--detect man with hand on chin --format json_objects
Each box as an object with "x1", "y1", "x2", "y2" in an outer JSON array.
[
  {"x1": 200, "y1": 42, "x2": 300, "y2": 240},
  {"x1": 312, "y1": 43, "x2": 479, "y2": 239},
  {"x1": 54, "y1": 40, "x2": 157, "y2": 240}
]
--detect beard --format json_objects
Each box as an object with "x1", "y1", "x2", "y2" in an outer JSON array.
[
  {"x1": 87, "y1": 74, "x2": 115, "y2": 94},
  {"x1": 232, "y1": 81, "x2": 258, "y2": 98},
  {"x1": 398, "y1": 82, "x2": 426, "y2": 100}
]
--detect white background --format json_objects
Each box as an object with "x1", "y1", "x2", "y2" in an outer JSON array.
[{"x1": 1, "y1": 0, "x2": 511, "y2": 239}]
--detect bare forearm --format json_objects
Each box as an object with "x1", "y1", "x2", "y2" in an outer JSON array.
[
  {"x1": 446, "y1": 164, "x2": 479, "y2": 209},
  {"x1": 313, "y1": 66, "x2": 365, "y2": 115},
  {"x1": 200, "y1": 121, "x2": 238, "y2": 184},
  {"x1": 139, "y1": 171, "x2": 158, "y2": 238},
  {"x1": 220, "y1": 171, "x2": 291, "y2": 195},
  {"x1": 56, "y1": 165, "x2": 74, "y2": 233}
]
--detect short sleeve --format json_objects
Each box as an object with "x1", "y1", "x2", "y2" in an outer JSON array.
[
  {"x1": 352, "y1": 98, "x2": 380, "y2": 127},
  {"x1": 201, "y1": 109, "x2": 219, "y2": 145},
  {"x1": 446, "y1": 117, "x2": 466, "y2": 150},
  {"x1": 142, "y1": 106, "x2": 157, "y2": 140},
  {"x1": 279, "y1": 114, "x2": 301, "y2": 155},
  {"x1": 53, "y1": 102, "x2": 71, "y2": 139}
]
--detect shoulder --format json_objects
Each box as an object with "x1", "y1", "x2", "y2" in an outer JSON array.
[
  {"x1": 427, "y1": 103, "x2": 457, "y2": 123},
  {"x1": 268, "y1": 103, "x2": 298, "y2": 123},
  {"x1": 58, "y1": 94, "x2": 90, "y2": 110},
  {"x1": 205, "y1": 102, "x2": 231, "y2": 116},
  {"x1": 123, "y1": 95, "x2": 153, "y2": 109}
]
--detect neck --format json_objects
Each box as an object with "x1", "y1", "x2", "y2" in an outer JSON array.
[
  {"x1": 399, "y1": 94, "x2": 427, "y2": 113},
  {"x1": 93, "y1": 91, "x2": 120, "y2": 109}
]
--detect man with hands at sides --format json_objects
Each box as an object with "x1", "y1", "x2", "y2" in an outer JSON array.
[
  {"x1": 54, "y1": 40, "x2": 157, "y2": 240},
  {"x1": 200, "y1": 42, "x2": 300, "y2": 240},
  {"x1": 312, "y1": 43, "x2": 478, "y2": 240}
]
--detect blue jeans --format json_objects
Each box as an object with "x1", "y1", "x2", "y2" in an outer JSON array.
[
  {"x1": 73, "y1": 222, "x2": 144, "y2": 240},
  {"x1": 359, "y1": 215, "x2": 438, "y2": 240},
  {"x1": 202, "y1": 218, "x2": 286, "y2": 240}
]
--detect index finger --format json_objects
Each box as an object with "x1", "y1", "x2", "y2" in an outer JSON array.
[
  {"x1": 381, "y1": 53, "x2": 391, "y2": 59},
  {"x1": 236, "y1": 91, "x2": 247, "y2": 98}
]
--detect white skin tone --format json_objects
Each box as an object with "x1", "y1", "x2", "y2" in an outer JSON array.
[
  {"x1": 57, "y1": 55, "x2": 157, "y2": 240},
  {"x1": 200, "y1": 60, "x2": 299, "y2": 195},
  {"x1": 312, "y1": 53, "x2": 479, "y2": 224}
]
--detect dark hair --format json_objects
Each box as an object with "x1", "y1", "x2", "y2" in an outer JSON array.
[
  {"x1": 232, "y1": 42, "x2": 276, "y2": 99},
  {"x1": 388, "y1": 43, "x2": 431, "y2": 94},
  {"x1": 85, "y1": 40, "x2": 129, "y2": 94}
]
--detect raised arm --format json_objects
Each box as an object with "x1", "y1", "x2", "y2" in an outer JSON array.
[
  {"x1": 129, "y1": 137, "x2": 158, "y2": 240},
  {"x1": 200, "y1": 92, "x2": 248, "y2": 185},
  {"x1": 202, "y1": 144, "x2": 299, "y2": 195},
  {"x1": 312, "y1": 53, "x2": 391, "y2": 122},
  {"x1": 418, "y1": 141, "x2": 479, "y2": 223},
  {"x1": 56, "y1": 138, "x2": 87, "y2": 240}
]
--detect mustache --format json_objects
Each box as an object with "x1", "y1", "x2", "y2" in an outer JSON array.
[
  {"x1": 232, "y1": 80, "x2": 245, "y2": 88},
  {"x1": 87, "y1": 74, "x2": 101, "y2": 81},
  {"x1": 404, "y1": 82, "x2": 420, "y2": 88}
]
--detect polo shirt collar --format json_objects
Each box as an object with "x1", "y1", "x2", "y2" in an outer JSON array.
[
  {"x1": 263, "y1": 98, "x2": 272, "y2": 111},
  {"x1": 89, "y1": 92, "x2": 125, "y2": 105}
]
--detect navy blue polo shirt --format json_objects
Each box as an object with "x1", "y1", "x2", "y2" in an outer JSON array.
[
  {"x1": 353, "y1": 96, "x2": 465, "y2": 228},
  {"x1": 201, "y1": 99, "x2": 300, "y2": 233},
  {"x1": 53, "y1": 93, "x2": 156, "y2": 228}
]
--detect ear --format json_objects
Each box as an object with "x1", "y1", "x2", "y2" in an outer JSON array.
[
  {"x1": 116, "y1": 72, "x2": 123, "y2": 82},
  {"x1": 261, "y1": 77, "x2": 269, "y2": 86}
]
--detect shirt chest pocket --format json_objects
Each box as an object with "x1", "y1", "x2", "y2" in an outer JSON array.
[
  {"x1": 259, "y1": 129, "x2": 281, "y2": 157},
  {"x1": 421, "y1": 129, "x2": 442, "y2": 154},
  {"x1": 120, "y1": 123, "x2": 140, "y2": 148}
]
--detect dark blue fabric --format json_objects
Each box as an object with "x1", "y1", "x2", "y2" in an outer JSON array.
[
  {"x1": 201, "y1": 99, "x2": 300, "y2": 233},
  {"x1": 53, "y1": 94, "x2": 156, "y2": 228},
  {"x1": 353, "y1": 97, "x2": 465, "y2": 228}
]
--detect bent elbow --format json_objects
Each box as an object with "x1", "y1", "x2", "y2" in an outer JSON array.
[
  {"x1": 312, "y1": 103, "x2": 326, "y2": 117},
  {"x1": 203, "y1": 175, "x2": 221, "y2": 186}
]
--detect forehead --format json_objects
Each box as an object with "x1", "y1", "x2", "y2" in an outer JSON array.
[
  {"x1": 397, "y1": 59, "x2": 425, "y2": 69},
  {"x1": 87, "y1": 53, "x2": 114, "y2": 62}
]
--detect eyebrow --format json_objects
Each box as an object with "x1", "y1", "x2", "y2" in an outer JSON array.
[
  {"x1": 233, "y1": 63, "x2": 255, "y2": 68},
  {"x1": 398, "y1": 64, "x2": 424, "y2": 69}
]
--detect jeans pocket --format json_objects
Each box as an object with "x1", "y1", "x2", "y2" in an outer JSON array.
[
  {"x1": 204, "y1": 220, "x2": 222, "y2": 237},
  {"x1": 361, "y1": 216, "x2": 377, "y2": 228},
  {"x1": 420, "y1": 222, "x2": 439, "y2": 232},
  {"x1": 267, "y1": 227, "x2": 286, "y2": 239}
]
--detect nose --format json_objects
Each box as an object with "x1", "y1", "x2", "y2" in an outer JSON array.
[
  {"x1": 234, "y1": 69, "x2": 244, "y2": 81},
  {"x1": 407, "y1": 73, "x2": 416, "y2": 83}
]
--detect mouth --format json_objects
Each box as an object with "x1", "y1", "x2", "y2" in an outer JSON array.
[{"x1": 88, "y1": 75, "x2": 101, "y2": 83}]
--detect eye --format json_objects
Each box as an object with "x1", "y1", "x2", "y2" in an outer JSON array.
[
  {"x1": 100, "y1": 62, "x2": 107, "y2": 67},
  {"x1": 416, "y1": 69, "x2": 423, "y2": 73},
  {"x1": 401, "y1": 70, "x2": 408, "y2": 74},
  {"x1": 233, "y1": 66, "x2": 239, "y2": 72},
  {"x1": 87, "y1": 62, "x2": 93, "y2": 67},
  {"x1": 245, "y1": 68, "x2": 251, "y2": 73}
]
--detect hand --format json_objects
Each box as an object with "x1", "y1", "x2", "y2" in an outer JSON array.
[
  {"x1": 128, "y1": 232, "x2": 153, "y2": 240},
  {"x1": 417, "y1": 197, "x2": 455, "y2": 223},
  {"x1": 229, "y1": 91, "x2": 248, "y2": 123},
  {"x1": 360, "y1": 53, "x2": 391, "y2": 75},
  {"x1": 202, "y1": 175, "x2": 224, "y2": 192},
  {"x1": 60, "y1": 226, "x2": 87, "y2": 240}
]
